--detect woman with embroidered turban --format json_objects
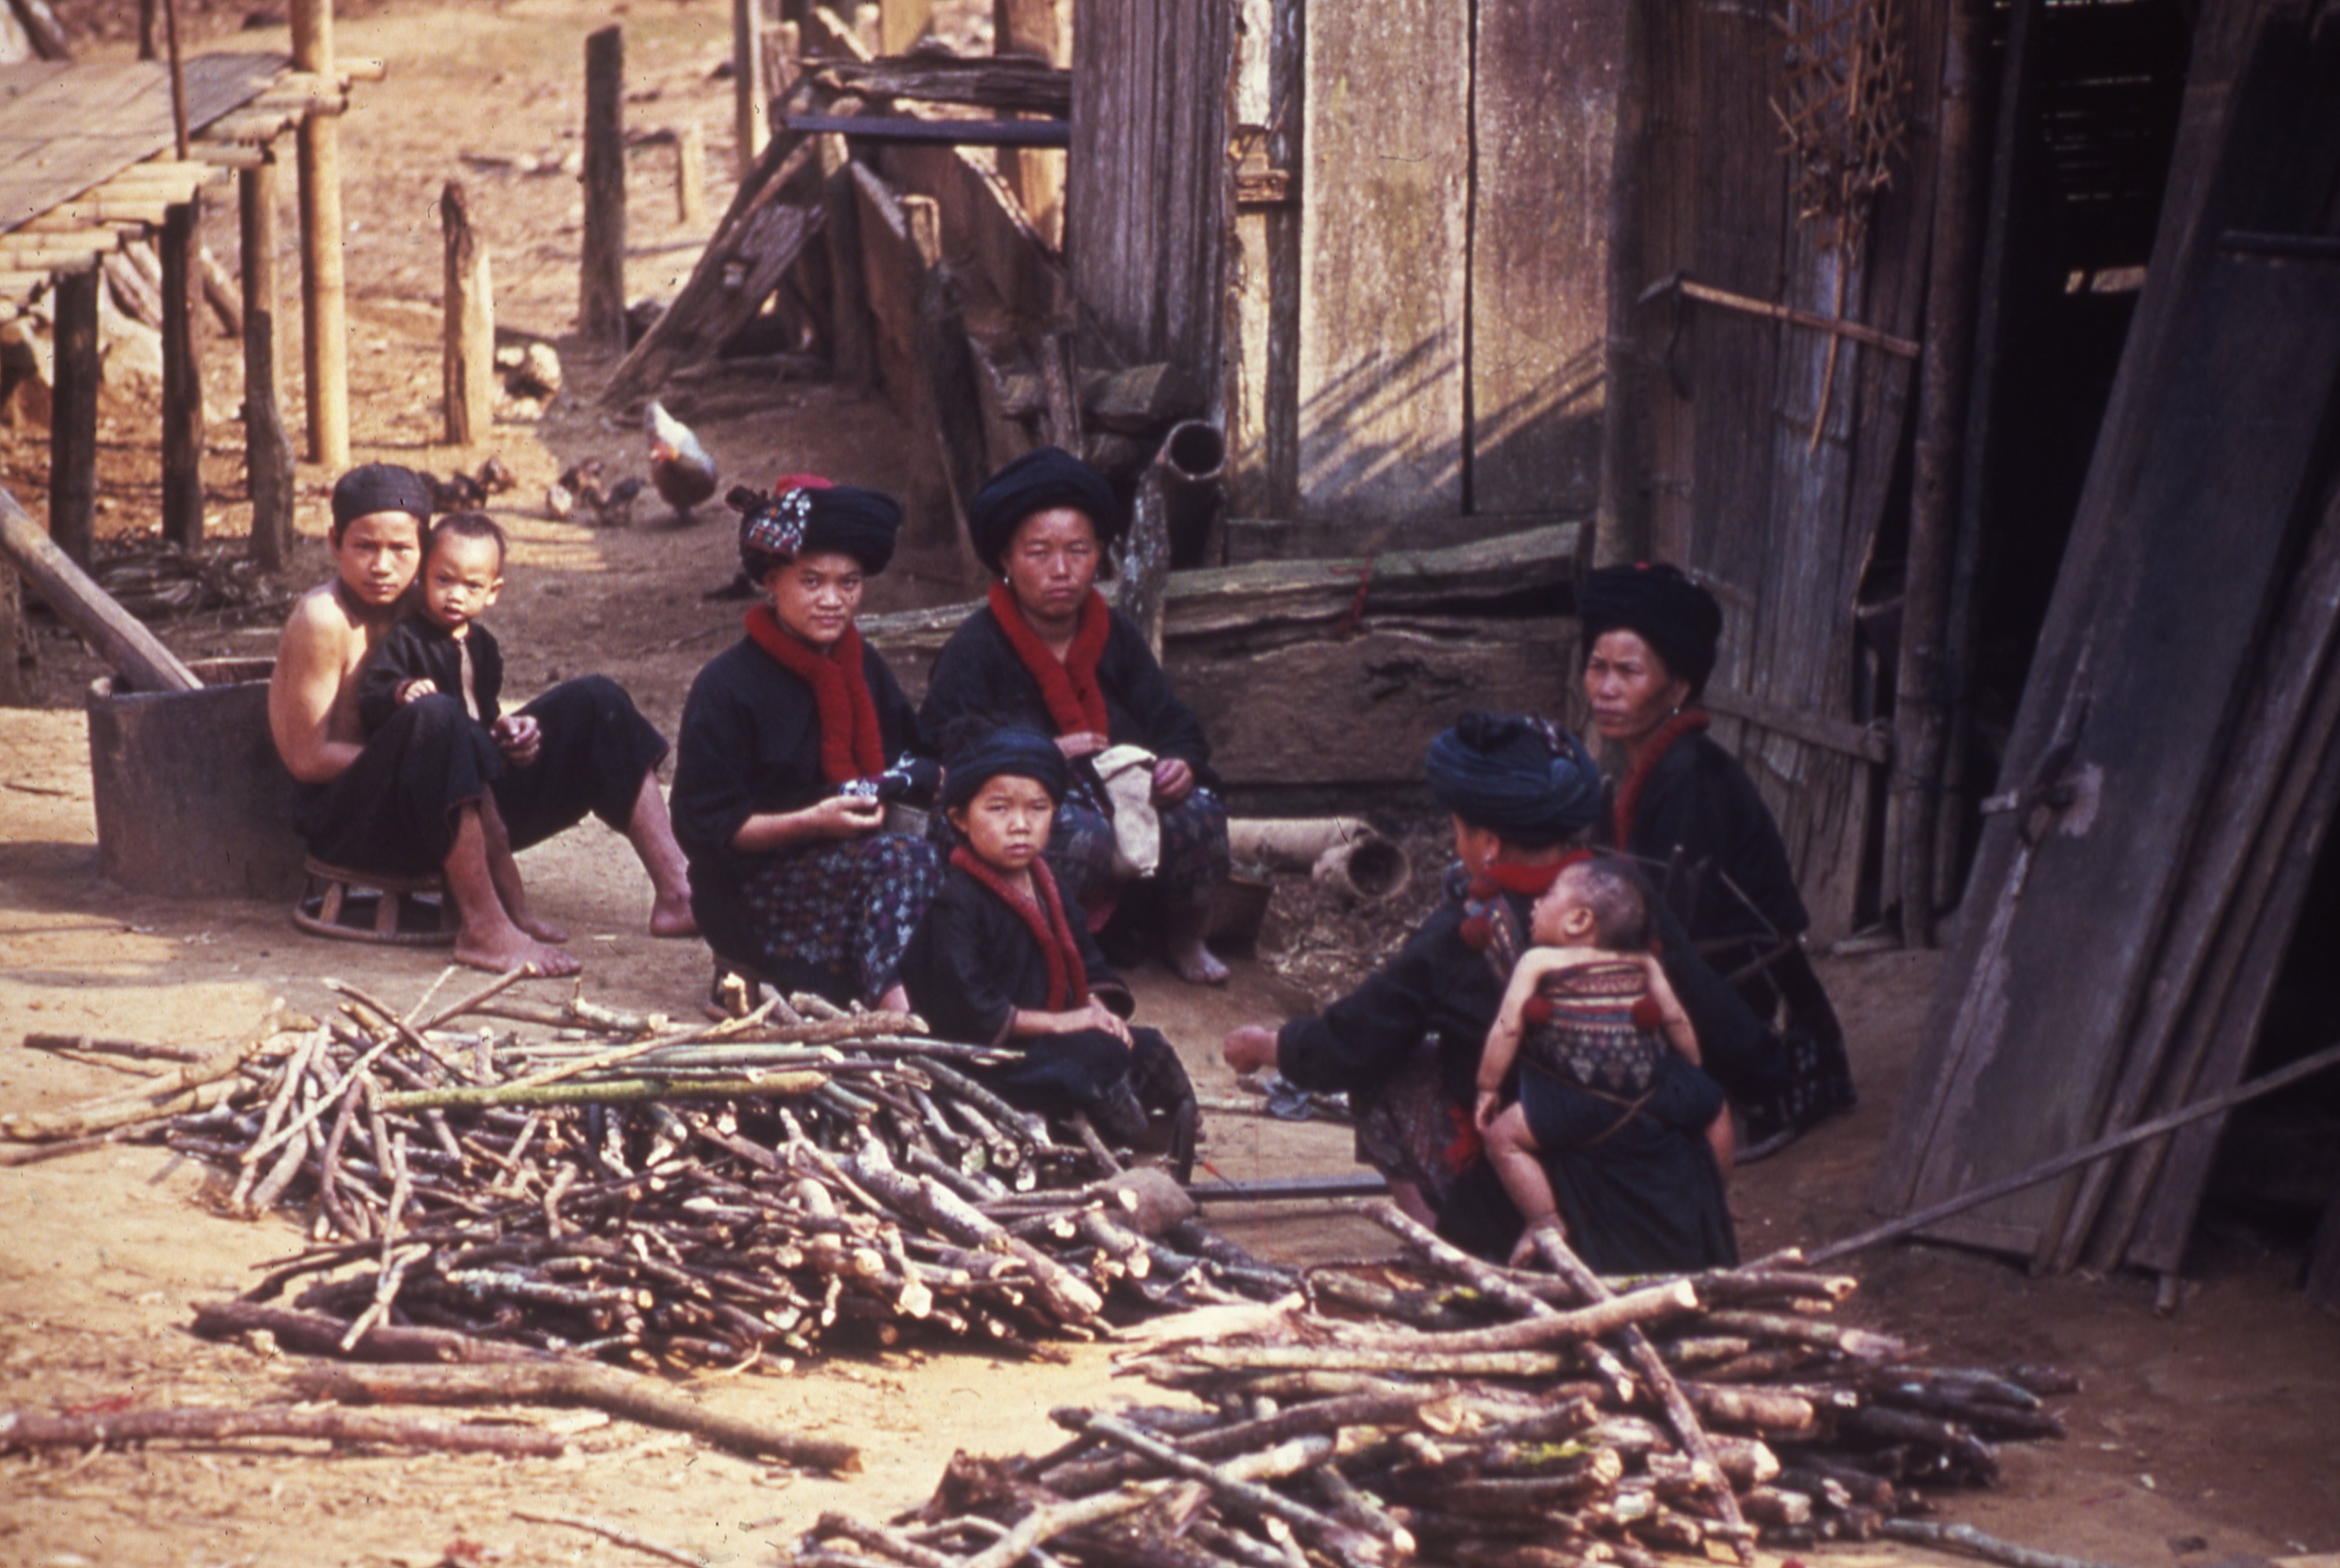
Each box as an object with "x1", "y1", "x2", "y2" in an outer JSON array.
[
  {"x1": 1578, "y1": 561, "x2": 1855, "y2": 1154},
  {"x1": 1223, "y1": 712, "x2": 1752, "y2": 1261},
  {"x1": 919, "y1": 446, "x2": 1233, "y2": 985},
  {"x1": 672, "y1": 478, "x2": 941, "y2": 1011}
]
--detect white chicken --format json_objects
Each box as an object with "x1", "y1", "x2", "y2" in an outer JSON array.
[{"x1": 646, "y1": 399, "x2": 717, "y2": 526}]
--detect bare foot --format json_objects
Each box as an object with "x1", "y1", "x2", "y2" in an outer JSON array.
[
  {"x1": 1168, "y1": 938, "x2": 1229, "y2": 986},
  {"x1": 455, "y1": 928, "x2": 581, "y2": 978},
  {"x1": 512, "y1": 911, "x2": 570, "y2": 944},
  {"x1": 649, "y1": 891, "x2": 698, "y2": 938}
]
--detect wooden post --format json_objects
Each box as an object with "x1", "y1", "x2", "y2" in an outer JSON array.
[
  {"x1": 1892, "y1": 0, "x2": 1993, "y2": 947},
  {"x1": 877, "y1": 0, "x2": 930, "y2": 54},
  {"x1": 732, "y1": 0, "x2": 769, "y2": 178},
  {"x1": 47, "y1": 266, "x2": 98, "y2": 570},
  {"x1": 441, "y1": 181, "x2": 496, "y2": 446},
  {"x1": 138, "y1": 0, "x2": 157, "y2": 58},
  {"x1": 0, "y1": 567, "x2": 19, "y2": 704},
  {"x1": 162, "y1": 0, "x2": 189, "y2": 159},
  {"x1": 241, "y1": 151, "x2": 294, "y2": 570},
  {"x1": 991, "y1": 0, "x2": 1065, "y2": 245},
  {"x1": 581, "y1": 25, "x2": 628, "y2": 351},
  {"x1": 675, "y1": 123, "x2": 707, "y2": 225},
  {"x1": 160, "y1": 199, "x2": 206, "y2": 550},
  {"x1": 292, "y1": 0, "x2": 349, "y2": 469}
]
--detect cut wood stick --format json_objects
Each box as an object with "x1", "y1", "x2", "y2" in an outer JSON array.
[
  {"x1": 511, "y1": 1510, "x2": 706, "y2": 1567},
  {"x1": 1062, "y1": 1415, "x2": 1385, "y2": 1567},
  {"x1": 1529, "y1": 1225, "x2": 1752, "y2": 1560},
  {"x1": 0, "y1": 1403, "x2": 560, "y2": 1456},
  {"x1": 288, "y1": 1360, "x2": 861, "y2": 1472},
  {"x1": 1312, "y1": 1280, "x2": 1699, "y2": 1354},
  {"x1": 0, "y1": 467, "x2": 211, "y2": 690},
  {"x1": 1880, "y1": 1520, "x2": 2135, "y2": 1568},
  {"x1": 21, "y1": 1032, "x2": 213, "y2": 1064},
  {"x1": 962, "y1": 1481, "x2": 1164, "y2": 1568},
  {"x1": 382, "y1": 1072, "x2": 825, "y2": 1112},
  {"x1": 192, "y1": 1299, "x2": 553, "y2": 1363},
  {"x1": 410, "y1": 965, "x2": 534, "y2": 1034}
]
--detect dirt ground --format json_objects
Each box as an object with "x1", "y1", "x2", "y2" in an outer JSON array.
[{"x1": 2, "y1": 2, "x2": 2338, "y2": 1565}]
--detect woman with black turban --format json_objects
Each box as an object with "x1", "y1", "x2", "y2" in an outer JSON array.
[
  {"x1": 919, "y1": 446, "x2": 1233, "y2": 985},
  {"x1": 1578, "y1": 561, "x2": 1855, "y2": 1154},
  {"x1": 1224, "y1": 712, "x2": 1753, "y2": 1266},
  {"x1": 672, "y1": 478, "x2": 942, "y2": 1011}
]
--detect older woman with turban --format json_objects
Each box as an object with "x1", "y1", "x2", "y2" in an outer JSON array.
[
  {"x1": 1578, "y1": 561, "x2": 1855, "y2": 1154},
  {"x1": 919, "y1": 446, "x2": 1232, "y2": 984},
  {"x1": 672, "y1": 479, "x2": 941, "y2": 1012},
  {"x1": 1224, "y1": 713, "x2": 1745, "y2": 1268}
]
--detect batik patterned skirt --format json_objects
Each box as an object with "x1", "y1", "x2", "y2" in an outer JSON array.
[
  {"x1": 739, "y1": 831, "x2": 940, "y2": 1004},
  {"x1": 1046, "y1": 777, "x2": 1230, "y2": 931}
]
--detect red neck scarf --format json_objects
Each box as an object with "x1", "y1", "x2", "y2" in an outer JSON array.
[
  {"x1": 950, "y1": 846, "x2": 1088, "y2": 1009},
  {"x1": 745, "y1": 605, "x2": 886, "y2": 785},
  {"x1": 988, "y1": 581, "x2": 1112, "y2": 737},
  {"x1": 1613, "y1": 708, "x2": 1710, "y2": 849}
]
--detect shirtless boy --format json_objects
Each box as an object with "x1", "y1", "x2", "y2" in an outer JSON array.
[{"x1": 269, "y1": 464, "x2": 695, "y2": 975}]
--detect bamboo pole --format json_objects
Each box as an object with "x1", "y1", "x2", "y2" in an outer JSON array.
[
  {"x1": 441, "y1": 181, "x2": 495, "y2": 445},
  {"x1": 292, "y1": 0, "x2": 349, "y2": 468},
  {"x1": 47, "y1": 266, "x2": 98, "y2": 569},
  {"x1": 1892, "y1": 0, "x2": 1993, "y2": 946},
  {"x1": 159, "y1": 199, "x2": 205, "y2": 550},
  {"x1": 580, "y1": 27, "x2": 628, "y2": 350},
  {"x1": 241, "y1": 151, "x2": 295, "y2": 570}
]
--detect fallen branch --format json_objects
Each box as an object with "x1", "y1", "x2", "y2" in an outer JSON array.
[
  {"x1": 512, "y1": 1510, "x2": 709, "y2": 1567},
  {"x1": 1881, "y1": 1520, "x2": 2137, "y2": 1568},
  {"x1": 0, "y1": 1403, "x2": 560, "y2": 1457}
]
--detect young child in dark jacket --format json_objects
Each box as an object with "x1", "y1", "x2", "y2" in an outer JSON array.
[
  {"x1": 898, "y1": 725, "x2": 1195, "y2": 1176},
  {"x1": 357, "y1": 511, "x2": 511, "y2": 738}
]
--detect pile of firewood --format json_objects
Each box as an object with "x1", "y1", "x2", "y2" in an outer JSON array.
[
  {"x1": 786, "y1": 1203, "x2": 2072, "y2": 1568},
  {"x1": 6, "y1": 970, "x2": 1289, "y2": 1372}
]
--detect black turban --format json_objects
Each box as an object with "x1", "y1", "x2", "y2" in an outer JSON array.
[
  {"x1": 732, "y1": 480, "x2": 902, "y2": 576},
  {"x1": 941, "y1": 725, "x2": 1070, "y2": 811},
  {"x1": 967, "y1": 446, "x2": 1123, "y2": 575},
  {"x1": 331, "y1": 463, "x2": 433, "y2": 530},
  {"x1": 1578, "y1": 562, "x2": 1724, "y2": 700},
  {"x1": 1424, "y1": 712, "x2": 1603, "y2": 847}
]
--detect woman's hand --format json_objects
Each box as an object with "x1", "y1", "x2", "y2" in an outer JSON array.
[
  {"x1": 805, "y1": 795, "x2": 885, "y2": 839},
  {"x1": 1085, "y1": 997, "x2": 1133, "y2": 1045},
  {"x1": 1222, "y1": 1024, "x2": 1279, "y2": 1074},
  {"x1": 1151, "y1": 757, "x2": 1195, "y2": 804},
  {"x1": 1056, "y1": 730, "x2": 1108, "y2": 761}
]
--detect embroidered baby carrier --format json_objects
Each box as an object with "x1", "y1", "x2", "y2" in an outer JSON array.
[{"x1": 1521, "y1": 960, "x2": 1664, "y2": 1096}]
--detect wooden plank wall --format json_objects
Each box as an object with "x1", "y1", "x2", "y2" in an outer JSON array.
[
  {"x1": 1468, "y1": 0, "x2": 1627, "y2": 523},
  {"x1": 1068, "y1": 0, "x2": 1228, "y2": 372},
  {"x1": 1619, "y1": 0, "x2": 1943, "y2": 943},
  {"x1": 1294, "y1": 1, "x2": 1470, "y2": 528}
]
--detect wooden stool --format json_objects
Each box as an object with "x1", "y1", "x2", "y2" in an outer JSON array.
[{"x1": 292, "y1": 858, "x2": 458, "y2": 946}]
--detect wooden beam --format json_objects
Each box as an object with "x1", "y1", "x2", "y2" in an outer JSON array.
[
  {"x1": 581, "y1": 26, "x2": 627, "y2": 351},
  {"x1": 159, "y1": 199, "x2": 204, "y2": 550},
  {"x1": 46, "y1": 266, "x2": 98, "y2": 571},
  {"x1": 785, "y1": 112, "x2": 1068, "y2": 148},
  {"x1": 293, "y1": 0, "x2": 349, "y2": 469},
  {"x1": 6, "y1": 0, "x2": 71, "y2": 61},
  {"x1": 0, "y1": 484, "x2": 201, "y2": 694},
  {"x1": 816, "y1": 133, "x2": 875, "y2": 388},
  {"x1": 241, "y1": 152, "x2": 294, "y2": 572}
]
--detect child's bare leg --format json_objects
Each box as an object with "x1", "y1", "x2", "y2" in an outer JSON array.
[
  {"x1": 444, "y1": 803, "x2": 579, "y2": 978},
  {"x1": 1706, "y1": 1106, "x2": 1734, "y2": 1178},
  {"x1": 480, "y1": 793, "x2": 567, "y2": 945},
  {"x1": 624, "y1": 769, "x2": 698, "y2": 937},
  {"x1": 1482, "y1": 1103, "x2": 1563, "y2": 1265},
  {"x1": 1385, "y1": 1178, "x2": 1439, "y2": 1229}
]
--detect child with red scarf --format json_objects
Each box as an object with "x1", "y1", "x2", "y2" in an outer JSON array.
[
  {"x1": 898, "y1": 725, "x2": 1198, "y2": 1178},
  {"x1": 671, "y1": 479, "x2": 940, "y2": 1011}
]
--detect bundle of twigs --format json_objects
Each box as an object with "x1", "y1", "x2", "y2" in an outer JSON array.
[
  {"x1": 787, "y1": 1202, "x2": 2071, "y2": 1568},
  {"x1": 7, "y1": 970, "x2": 1290, "y2": 1373}
]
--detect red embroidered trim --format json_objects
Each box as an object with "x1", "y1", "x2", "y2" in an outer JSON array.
[
  {"x1": 1612, "y1": 709, "x2": 1711, "y2": 850},
  {"x1": 988, "y1": 580, "x2": 1112, "y2": 737},
  {"x1": 949, "y1": 846, "x2": 1088, "y2": 1011},
  {"x1": 744, "y1": 606, "x2": 885, "y2": 785}
]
